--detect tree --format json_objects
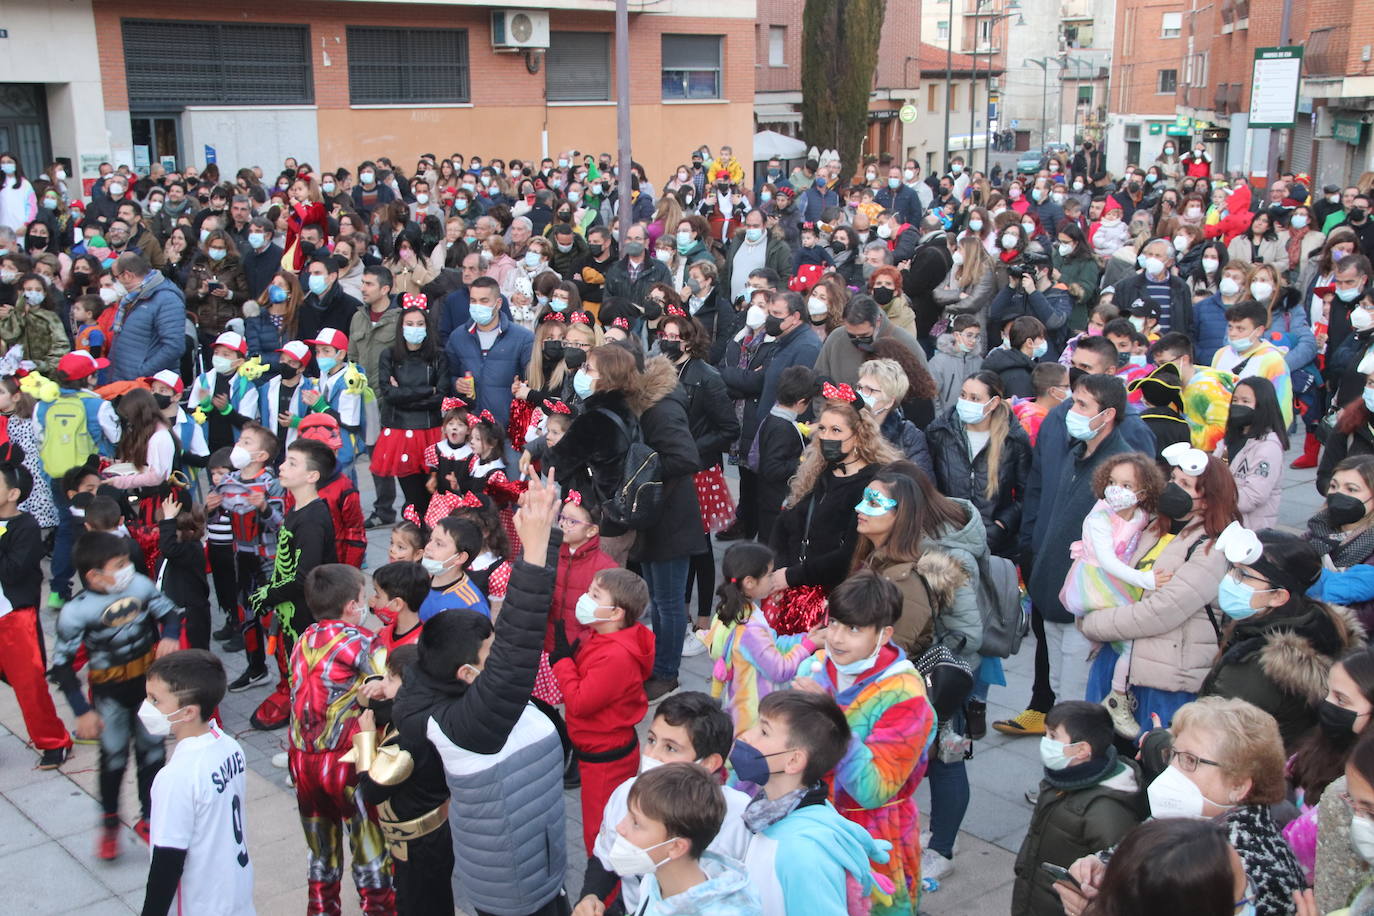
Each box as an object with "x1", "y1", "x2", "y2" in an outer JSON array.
[{"x1": 800, "y1": 0, "x2": 889, "y2": 179}]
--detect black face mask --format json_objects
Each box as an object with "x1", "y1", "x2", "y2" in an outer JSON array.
[
  {"x1": 153, "y1": 393, "x2": 174, "y2": 410},
  {"x1": 278, "y1": 364, "x2": 299, "y2": 380},
  {"x1": 1352, "y1": 208, "x2": 1368, "y2": 223},
  {"x1": 72, "y1": 271, "x2": 91, "y2": 285},
  {"x1": 369, "y1": 697, "x2": 394, "y2": 732},
  {"x1": 764, "y1": 315, "x2": 785, "y2": 337},
  {"x1": 642, "y1": 300, "x2": 663, "y2": 322},
  {"x1": 1327, "y1": 492, "x2": 1369, "y2": 527},
  {"x1": 1227, "y1": 405, "x2": 1255, "y2": 428},
  {"x1": 1068, "y1": 366, "x2": 1087, "y2": 387},
  {"x1": 1116, "y1": 350, "x2": 1131, "y2": 368},
  {"x1": 872, "y1": 287, "x2": 895, "y2": 305},
  {"x1": 819, "y1": 437, "x2": 848, "y2": 466},
  {"x1": 300, "y1": 240, "x2": 317, "y2": 257},
  {"x1": 1158, "y1": 482, "x2": 1194, "y2": 521},
  {"x1": 1318, "y1": 699, "x2": 1360, "y2": 740},
  {"x1": 563, "y1": 347, "x2": 587, "y2": 370},
  {"x1": 588, "y1": 243, "x2": 604, "y2": 257},
  {"x1": 848, "y1": 333, "x2": 876, "y2": 352},
  {"x1": 26, "y1": 236, "x2": 50, "y2": 252},
  {"x1": 541, "y1": 339, "x2": 564, "y2": 361},
  {"x1": 658, "y1": 339, "x2": 682, "y2": 360}
]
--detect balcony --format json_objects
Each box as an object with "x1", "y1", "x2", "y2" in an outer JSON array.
[
  {"x1": 1178, "y1": 85, "x2": 1211, "y2": 110},
  {"x1": 1306, "y1": 26, "x2": 1351, "y2": 78}
]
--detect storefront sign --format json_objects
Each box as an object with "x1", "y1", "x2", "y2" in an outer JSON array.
[
  {"x1": 1334, "y1": 118, "x2": 1363, "y2": 145},
  {"x1": 899, "y1": 104, "x2": 917, "y2": 123}
]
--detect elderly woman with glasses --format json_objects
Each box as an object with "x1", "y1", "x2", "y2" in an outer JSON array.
[{"x1": 1057, "y1": 697, "x2": 1304, "y2": 916}]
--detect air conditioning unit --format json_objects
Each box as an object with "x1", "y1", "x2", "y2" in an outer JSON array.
[{"x1": 491, "y1": 10, "x2": 550, "y2": 51}]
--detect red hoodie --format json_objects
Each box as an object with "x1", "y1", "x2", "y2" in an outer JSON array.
[
  {"x1": 1204, "y1": 183, "x2": 1254, "y2": 244},
  {"x1": 547, "y1": 533, "x2": 619, "y2": 651},
  {"x1": 553, "y1": 622, "x2": 656, "y2": 753}
]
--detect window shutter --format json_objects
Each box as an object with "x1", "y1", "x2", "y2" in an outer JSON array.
[
  {"x1": 122, "y1": 19, "x2": 312, "y2": 108},
  {"x1": 546, "y1": 32, "x2": 610, "y2": 102},
  {"x1": 347, "y1": 27, "x2": 469, "y2": 104}
]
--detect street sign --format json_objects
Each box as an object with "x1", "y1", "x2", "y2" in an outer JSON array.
[
  {"x1": 204, "y1": 145, "x2": 217, "y2": 165},
  {"x1": 1334, "y1": 118, "x2": 1363, "y2": 145},
  {"x1": 899, "y1": 104, "x2": 917, "y2": 123},
  {"x1": 1248, "y1": 46, "x2": 1304, "y2": 128}
]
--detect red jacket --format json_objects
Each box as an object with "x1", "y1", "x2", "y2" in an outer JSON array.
[
  {"x1": 1204, "y1": 184, "x2": 1254, "y2": 244},
  {"x1": 552, "y1": 622, "x2": 655, "y2": 753},
  {"x1": 546, "y1": 534, "x2": 619, "y2": 652},
  {"x1": 1182, "y1": 150, "x2": 1212, "y2": 179}
]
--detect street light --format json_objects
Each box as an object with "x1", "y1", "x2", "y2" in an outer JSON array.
[
  {"x1": 945, "y1": 0, "x2": 1020, "y2": 174},
  {"x1": 969, "y1": 4, "x2": 1023, "y2": 171},
  {"x1": 1025, "y1": 56, "x2": 1067, "y2": 155}
]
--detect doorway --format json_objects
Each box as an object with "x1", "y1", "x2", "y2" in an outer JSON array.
[
  {"x1": 130, "y1": 114, "x2": 181, "y2": 171},
  {"x1": 0, "y1": 84, "x2": 52, "y2": 174}
]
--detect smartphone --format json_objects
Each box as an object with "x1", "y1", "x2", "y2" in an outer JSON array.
[
  {"x1": 1040, "y1": 862, "x2": 1080, "y2": 889},
  {"x1": 207, "y1": 279, "x2": 223, "y2": 290}
]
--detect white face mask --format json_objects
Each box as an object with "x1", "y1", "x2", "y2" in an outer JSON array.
[
  {"x1": 110, "y1": 563, "x2": 136, "y2": 592},
  {"x1": 1290, "y1": 214, "x2": 1309, "y2": 230},
  {"x1": 212, "y1": 354, "x2": 235, "y2": 376},
  {"x1": 1172, "y1": 236, "x2": 1189, "y2": 252},
  {"x1": 1147, "y1": 762, "x2": 1233, "y2": 819},
  {"x1": 746, "y1": 304, "x2": 767, "y2": 330},
  {"x1": 421, "y1": 555, "x2": 451, "y2": 576},
  {"x1": 137, "y1": 698, "x2": 188, "y2": 738},
  {"x1": 1352, "y1": 814, "x2": 1374, "y2": 863},
  {"x1": 574, "y1": 593, "x2": 614, "y2": 626},
  {"x1": 1058, "y1": 242, "x2": 1074, "y2": 257},
  {"x1": 1219, "y1": 276, "x2": 1241, "y2": 297},
  {"x1": 1104, "y1": 485, "x2": 1139, "y2": 511},
  {"x1": 1001, "y1": 233, "x2": 1019, "y2": 250},
  {"x1": 99, "y1": 286, "x2": 121, "y2": 305},
  {"x1": 607, "y1": 834, "x2": 678, "y2": 877},
  {"x1": 229, "y1": 445, "x2": 254, "y2": 469},
  {"x1": 1249, "y1": 281, "x2": 1274, "y2": 301},
  {"x1": 1201, "y1": 257, "x2": 1220, "y2": 274},
  {"x1": 1143, "y1": 257, "x2": 1166, "y2": 276},
  {"x1": 807, "y1": 296, "x2": 829, "y2": 317},
  {"x1": 952, "y1": 251, "x2": 965, "y2": 266}
]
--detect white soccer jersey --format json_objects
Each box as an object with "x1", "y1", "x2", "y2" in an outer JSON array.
[{"x1": 149, "y1": 721, "x2": 256, "y2": 915}]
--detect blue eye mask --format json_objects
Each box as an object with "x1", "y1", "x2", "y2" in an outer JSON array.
[{"x1": 855, "y1": 487, "x2": 898, "y2": 517}]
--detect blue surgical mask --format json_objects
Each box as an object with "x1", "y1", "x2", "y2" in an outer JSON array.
[
  {"x1": 1363, "y1": 389, "x2": 1374, "y2": 414},
  {"x1": 550, "y1": 297, "x2": 569, "y2": 312},
  {"x1": 833, "y1": 642, "x2": 884, "y2": 676},
  {"x1": 208, "y1": 247, "x2": 227, "y2": 262},
  {"x1": 1032, "y1": 340, "x2": 1048, "y2": 359},
  {"x1": 469, "y1": 303, "x2": 495, "y2": 326},
  {"x1": 524, "y1": 250, "x2": 542, "y2": 269},
  {"x1": 268, "y1": 285, "x2": 288, "y2": 304},
  {"x1": 308, "y1": 274, "x2": 328, "y2": 296},
  {"x1": 573, "y1": 367, "x2": 596, "y2": 399},
  {"x1": 247, "y1": 232, "x2": 266, "y2": 249},
  {"x1": 955, "y1": 398, "x2": 988, "y2": 425},
  {"x1": 1127, "y1": 353, "x2": 1147, "y2": 367},
  {"x1": 316, "y1": 355, "x2": 338, "y2": 374},
  {"x1": 403, "y1": 325, "x2": 428, "y2": 345},
  {"x1": 1039, "y1": 736, "x2": 1079, "y2": 771},
  {"x1": 745, "y1": 227, "x2": 764, "y2": 243},
  {"x1": 1065, "y1": 407, "x2": 1104, "y2": 442},
  {"x1": 1218, "y1": 573, "x2": 1273, "y2": 620},
  {"x1": 1228, "y1": 334, "x2": 1253, "y2": 353}
]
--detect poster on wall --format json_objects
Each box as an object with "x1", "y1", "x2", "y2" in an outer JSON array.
[{"x1": 1248, "y1": 47, "x2": 1303, "y2": 129}]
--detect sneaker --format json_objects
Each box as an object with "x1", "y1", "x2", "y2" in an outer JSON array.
[
  {"x1": 133, "y1": 819, "x2": 151, "y2": 845},
  {"x1": 212, "y1": 621, "x2": 237, "y2": 642},
  {"x1": 271, "y1": 751, "x2": 289, "y2": 769},
  {"x1": 222, "y1": 633, "x2": 245, "y2": 653},
  {"x1": 47, "y1": 593, "x2": 65, "y2": 612},
  {"x1": 364, "y1": 513, "x2": 394, "y2": 529},
  {"x1": 921, "y1": 847, "x2": 955, "y2": 882},
  {"x1": 1102, "y1": 690, "x2": 1140, "y2": 739},
  {"x1": 714, "y1": 522, "x2": 749, "y2": 542},
  {"x1": 70, "y1": 731, "x2": 99, "y2": 746},
  {"x1": 227, "y1": 666, "x2": 269, "y2": 692},
  {"x1": 38, "y1": 745, "x2": 70, "y2": 770},
  {"x1": 1025, "y1": 787, "x2": 1040, "y2": 805},
  {"x1": 965, "y1": 699, "x2": 987, "y2": 740},
  {"x1": 680, "y1": 630, "x2": 707, "y2": 657},
  {"x1": 644, "y1": 678, "x2": 680, "y2": 704},
  {"x1": 96, "y1": 816, "x2": 120, "y2": 860},
  {"x1": 992, "y1": 709, "x2": 1046, "y2": 737}
]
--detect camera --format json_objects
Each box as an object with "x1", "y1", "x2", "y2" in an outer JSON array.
[{"x1": 1007, "y1": 251, "x2": 1049, "y2": 281}]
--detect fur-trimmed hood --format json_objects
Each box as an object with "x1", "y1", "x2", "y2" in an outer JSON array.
[
  {"x1": 627, "y1": 354, "x2": 680, "y2": 415},
  {"x1": 916, "y1": 549, "x2": 969, "y2": 614},
  {"x1": 1258, "y1": 602, "x2": 1366, "y2": 704}
]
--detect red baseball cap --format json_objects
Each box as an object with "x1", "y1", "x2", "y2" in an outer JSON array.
[
  {"x1": 276, "y1": 341, "x2": 312, "y2": 365},
  {"x1": 305, "y1": 328, "x2": 349, "y2": 351},
  {"x1": 213, "y1": 331, "x2": 247, "y2": 355},
  {"x1": 142, "y1": 369, "x2": 184, "y2": 394},
  {"x1": 57, "y1": 351, "x2": 109, "y2": 380}
]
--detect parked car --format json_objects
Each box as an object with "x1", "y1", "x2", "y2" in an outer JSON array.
[{"x1": 1016, "y1": 143, "x2": 1071, "y2": 174}]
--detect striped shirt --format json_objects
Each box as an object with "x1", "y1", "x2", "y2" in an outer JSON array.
[{"x1": 418, "y1": 575, "x2": 492, "y2": 622}]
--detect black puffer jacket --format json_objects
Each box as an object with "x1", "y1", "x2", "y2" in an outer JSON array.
[
  {"x1": 925, "y1": 405, "x2": 1033, "y2": 557},
  {"x1": 677, "y1": 357, "x2": 741, "y2": 468},
  {"x1": 717, "y1": 329, "x2": 779, "y2": 453},
  {"x1": 548, "y1": 356, "x2": 703, "y2": 560},
  {"x1": 377, "y1": 346, "x2": 451, "y2": 430},
  {"x1": 982, "y1": 347, "x2": 1037, "y2": 399},
  {"x1": 771, "y1": 464, "x2": 879, "y2": 589}
]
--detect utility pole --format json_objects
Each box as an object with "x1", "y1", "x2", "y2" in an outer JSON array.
[
  {"x1": 615, "y1": 0, "x2": 631, "y2": 246},
  {"x1": 1263, "y1": 0, "x2": 1295, "y2": 183},
  {"x1": 943, "y1": 4, "x2": 954, "y2": 172}
]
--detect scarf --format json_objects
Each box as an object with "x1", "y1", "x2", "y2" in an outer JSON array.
[
  {"x1": 1307, "y1": 509, "x2": 1374, "y2": 569},
  {"x1": 1044, "y1": 747, "x2": 1121, "y2": 791},
  {"x1": 742, "y1": 783, "x2": 819, "y2": 834}
]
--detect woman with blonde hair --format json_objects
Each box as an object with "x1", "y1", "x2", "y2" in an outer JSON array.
[
  {"x1": 766, "y1": 391, "x2": 901, "y2": 631},
  {"x1": 936, "y1": 233, "x2": 1000, "y2": 339},
  {"x1": 857, "y1": 358, "x2": 932, "y2": 476}
]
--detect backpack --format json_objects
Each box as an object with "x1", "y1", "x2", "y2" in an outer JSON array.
[
  {"x1": 595, "y1": 408, "x2": 663, "y2": 530},
  {"x1": 40, "y1": 392, "x2": 96, "y2": 477},
  {"x1": 976, "y1": 552, "x2": 1028, "y2": 658}
]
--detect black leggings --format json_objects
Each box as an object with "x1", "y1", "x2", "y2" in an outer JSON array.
[
  {"x1": 208, "y1": 541, "x2": 238, "y2": 623},
  {"x1": 684, "y1": 533, "x2": 716, "y2": 622},
  {"x1": 397, "y1": 473, "x2": 432, "y2": 522}
]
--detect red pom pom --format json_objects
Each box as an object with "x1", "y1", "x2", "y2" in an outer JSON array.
[
  {"x1": 762, "y1": 585, "x2": 830, "y2": 635},
  {"x1": 507, "y1": 397, "x2": 537, "y2": 451}
]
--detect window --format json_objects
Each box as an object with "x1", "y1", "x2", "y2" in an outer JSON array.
[
  {"x1": 546, "y1": 32, "x2": 610, "y2": 101},
  {"x1": 122, "y1": 19, "x2": 312, "y2": 107},
  {"x1": 769, "y1": 26, "x2": 786, "y2": 67},
  {"x1": 951, "y1": 85, "x2": 961, "y2": 112},
  {"x1": 663, "y1": 35, "x2": 723, "y2": 99},
  {"x1": 937, "y1": 20, "x2": 950, "y2": 40},
  {"x1": 928, "y1": 82, "x2": 940, "y2": 112},
  {"x1": 1077, "y1": 85, "x2": 1093, "y2": 105},
  {"x1": 978, "y1": 19, "x2": 993, "y2": 46},
  {"x1": 1161, "y1": 12, "x2": 1182, "y2": 37},
  {"x1": 347, "y1": 27, "x2": 469, "y2": 104},
  {"x1": 1157, "y1": 69, "x2": 1177, "y2": 93}
]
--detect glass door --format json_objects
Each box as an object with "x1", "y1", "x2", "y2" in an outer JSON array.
[{"x1": 130, "y1": 115, "x2": 181, "y2": 171}]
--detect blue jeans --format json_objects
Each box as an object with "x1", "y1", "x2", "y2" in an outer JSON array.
[
  {"x1": 642, "y1": 556, "x2": 691, "y2": 680},
  {"x1": 50, "y1": 484, "x2": 75, "y2": 600},
  {"x1": 927, "y1": 709, "x2": 970, "y2": 858},
  {"x1": 1087, "y1": 647, "x2": 1196, "y2": 729}
]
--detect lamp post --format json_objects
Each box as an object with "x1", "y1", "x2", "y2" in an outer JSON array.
[
  {"x1": 1025, "y1": 56, "x2": 1066, "y2": 155},
  {"x1": 970, "y1": 5, "x2": 1023, "y2": 171},
  {"x1": 1065, "y1": 56, "x2": 1092, "y2": 150}
]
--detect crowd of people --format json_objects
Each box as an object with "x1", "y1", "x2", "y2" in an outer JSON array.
[{"x1": 3, "y1": 137, "x2": 1374, "y2": 916}]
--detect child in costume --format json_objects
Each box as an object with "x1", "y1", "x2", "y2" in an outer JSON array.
[
  {"x1": 301, "y1": 327, "x2": 367, "y2": 480},
  {"x1": 1061, "y1": 452, "x2": 1172, "y2": 739},
  {"x1": 287, "y1": 563, "x2": 393, "y2": 915},
  {"x1": 707, "y1": 542, "x2": 823, "y2": 736},
  {"x1": 794, "y1": 571, "x2": 936, "y2": 916},
  {"x1": 258, "y1": 340, "x2": 317, "y2": 460},
  {"x1": 187, "y1": 331, "x2": 260, "y2": 454}
]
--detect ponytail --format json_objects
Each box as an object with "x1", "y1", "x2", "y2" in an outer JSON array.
[{"x1": 715, "y1": 542, "x2": 774, "y2": 627}]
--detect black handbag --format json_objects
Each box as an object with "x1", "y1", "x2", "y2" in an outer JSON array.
[{"x1": 914, "y1": 644, "x2": 973, "y2": 721}]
